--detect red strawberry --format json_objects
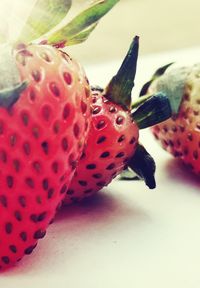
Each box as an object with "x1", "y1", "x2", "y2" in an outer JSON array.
[
  {"x1": 140, "y1": 62, "x2": 200, "y2": 176},
  {"x1": 0, "y1": 0, "x2": 119, "y2": 269},
  {"x1": 0, "y1": 42, "x2": 91, "y2": 269},
  {"x1": 64, "y1": 37, "x2": 172, "y2": 205},
  {"x1": 64, "y1": 87, "x2": 139, "y2": 203}
]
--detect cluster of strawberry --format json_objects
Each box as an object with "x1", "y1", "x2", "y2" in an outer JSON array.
[
  {"x1": 0, "y1": 31, "x2": 170, "y2": 269},
  {"x1": 0, "y1": 0, "x2": 127, "y2": 269},
  {"x1": 0, "y1": 1, "x2": 199, "y2": 270}
]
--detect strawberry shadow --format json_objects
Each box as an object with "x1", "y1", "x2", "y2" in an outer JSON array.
[
  {"x1": 3, "y1": 189, "x2": 149, "y2": 276},
  {"x1": 164, "y1": 158, "x2": 200, "y2": 189},
  {"x1": 54, "y1": 190, "x2": 145, "y2": 223}
]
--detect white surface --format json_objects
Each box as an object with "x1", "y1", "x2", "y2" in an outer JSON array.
[{"x1": 1, "y1": 47, "x2": 200, "y2": 287}]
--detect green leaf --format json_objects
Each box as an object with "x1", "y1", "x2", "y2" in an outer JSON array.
[
  {"x1": 139, "y1": 62, "x2": 190, "y2": 115},
  {"x1": 66, "y1": 22, "x2": 98, "y2": 45},
  {"x1": 17, "y1": 0, "x2": 72, "y2": 43},
  {"x1": 152, "y1": 62, "x2": 174, "y2": 78},
  {"x1": 128, "y1": 143, "x2": 156, "y2": 189},
  {"x1": 46, "y1": 0, "x2": 120, "y2": 46},
  {"x1": 153, "y1": 65, "x2": 189, "y2": 114},
  {"x1": 131, "y1": 94, "x2": 152, "y2": 110},
  {"x1": 139, "y1": 79, "x2": 154, "y2": 97},
  {"x1": 139, "y1": 62, "x2": 174, "y2": 96},
  {"x1": 0, "y1": 81, "x2": 28, "y2": 109},
  {"x1": 105, "y1": 36, "x2": 139, "y2": 109},
  {"x1": 132, "y1": 92, "x2": 172, "y2": 129},
  {"x1": 0, "y1": 44, "x2": 28, "y2": 108}
]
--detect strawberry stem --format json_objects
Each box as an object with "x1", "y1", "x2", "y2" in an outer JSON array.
[
  {"x1": 131, "y1": 92, "x2": 172, "y2": 129},
  {"x1": 128, "y1": 143, "x2": 156, "y2": 189},
  {"x1": 104, "y1": 36, "x2": 139, "y2": 109}
]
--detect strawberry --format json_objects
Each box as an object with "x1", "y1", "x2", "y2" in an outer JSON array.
[
  {"x1": 0, "y1": 0, "x2": 119, "y2": 269},
  {"x1": 140, "y1": 62, "x2": 200, "y2": 176},
  {"x1": 64, "y1": 37, "x2": 172, "y2": 205},
  {"x1": 0, "y1": 39, "x2": 91, "y2": 270}
]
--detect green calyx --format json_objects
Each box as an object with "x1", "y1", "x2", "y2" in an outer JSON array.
[
  {"x1": 100, "y1": 36, "x2": 172, "y2": 128},
  {"x1": 1, "y1": 0, "x2": 119, "y2": 107},
  {"x1": 104, "y1": 36, "x2": 139, "y2": 109},
  {"x1": 119, "y1": 144, "x2": 156, "y2": 189},
  {"x1": 139, "y1": 62, "x2": 188, "y2": 115},
  {"x1": 0, "y1": 44, "x2": 28, "y2": 108},
  {"x1": 15, "y1": 0, "x2": 120, "y2": 47},
  {"x1": 139, "y1": 62, "x2": 174, "y2": 96},
  {"x1": 131, "y1": 92, "x2": 172, "y2": 129},
  {"x1": 128, "y1": 143, "x2": 156, "y2": 189},
  {"x1": 0, "y1": 82, "x2": 27, "y2": 109}
]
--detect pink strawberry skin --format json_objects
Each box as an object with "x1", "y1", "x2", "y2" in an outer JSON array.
[
  {"x1": 63, "y1": 88, "x2": 139, "y2": 205},
  {"x1": 0, "y1": 44, "x2": 91, "y2": 268}
]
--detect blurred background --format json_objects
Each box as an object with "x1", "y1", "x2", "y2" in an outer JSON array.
[{"x1": 67, "y1": 0, "x2": 200, "y2": 65}]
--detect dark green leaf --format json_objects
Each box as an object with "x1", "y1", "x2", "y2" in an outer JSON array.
[
  {"x1": 139, "y1": 80, "x2": 153, "y2": 97},
  {"x1": 153, "y1": 65, "x2": 189, "y2": 114},
  {"x1": 0, "y1": 81, "x2": 28, "y2": 108},
  {"x1": 105, "y1": 36, "x2": 139, "y2": 109},
  {"x1": 0, "y1": 44, "x2": 28, "y2": 108},
  {"x1": 128, "y1": 144, "x2": 156, "y2": 189},
  {"x1": 152, "y1": 62, "x2": 174, "y2": 79},
  {"x1": 132, "y1": 92, "x2": 172, "y2": 129},
  {"x1": 139, "y1": 63, "x2": 174, "y2": 96}
]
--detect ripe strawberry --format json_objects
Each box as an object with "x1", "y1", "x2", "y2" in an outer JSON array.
[
  {"x1": 0, "y1": 42, "x2": 91, "y2": 269},
  {"x1": 64, "y1": 87, "x2": 139, "y2": 203},
  {"x1": 0, "y1": 0, "x2": 119, "y2": 269},
  {"x1": 140, "y1": 62, "x2": 200, "y2": 176},
  {"x1": 64, "y1": 37, "x2": 172, "y2": 205}
]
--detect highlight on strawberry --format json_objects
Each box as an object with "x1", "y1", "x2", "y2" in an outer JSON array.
[
  {"x1": 0, "y1": 0, "x2": 120, "y2": 269},
  {"x1": 139, "y1": 62, "x2": 200, "y2": 176},
  {"x1": 63, "y1": 36, "x2": 172, "y2": 205}
]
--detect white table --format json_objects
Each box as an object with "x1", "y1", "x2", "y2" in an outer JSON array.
[{"x1": 2, "y1": 47, "x2": 200, "y2": 288}]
